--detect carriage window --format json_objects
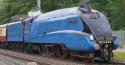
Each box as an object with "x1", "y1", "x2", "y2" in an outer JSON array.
[{"x1": 30, "y1": 18, "x2": 34, "y2": 23}]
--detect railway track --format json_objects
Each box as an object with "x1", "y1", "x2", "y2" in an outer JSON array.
[{"x1": 0, "y1": 49, "x2": 124, "y2": 65}]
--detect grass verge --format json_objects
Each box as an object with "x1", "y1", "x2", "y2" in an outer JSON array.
[{"x1": 113, "y1": 52, "x2": 125, "y2": 61}]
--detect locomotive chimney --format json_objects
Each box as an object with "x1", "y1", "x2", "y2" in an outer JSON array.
[{"x1": 79, "y1": 0, "x2": 92, "y2": 13}]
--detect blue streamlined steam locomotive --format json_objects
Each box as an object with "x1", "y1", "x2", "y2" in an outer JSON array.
[{"x1": 0, "y1": 6, "x2": 118, "y2": 62}]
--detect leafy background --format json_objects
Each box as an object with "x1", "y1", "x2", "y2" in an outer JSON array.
[{"x1": 0, "y1": 0, "x2": 125, "y2": 30}]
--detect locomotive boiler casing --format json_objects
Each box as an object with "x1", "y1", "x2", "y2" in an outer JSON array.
[
  {"x1": 24, "y1": 14, "x2": 98, "y2": 52},
  {"x1": 23, "y1": 7, "x2": 104, "y2": 52}
]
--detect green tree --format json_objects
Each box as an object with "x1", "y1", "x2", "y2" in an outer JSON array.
[
  {"x1": 92, "y1": 0, "x2": 125, "y2": 30},
  {"x1": 0, "y1": 0, "x2": 125, "y2": 30},
  {"x1": 0, "y1": 0, "x2": 83, "y2": 23},
  {"x1": 107, "y1": 0, "x2": 125, "y2": 30}
]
